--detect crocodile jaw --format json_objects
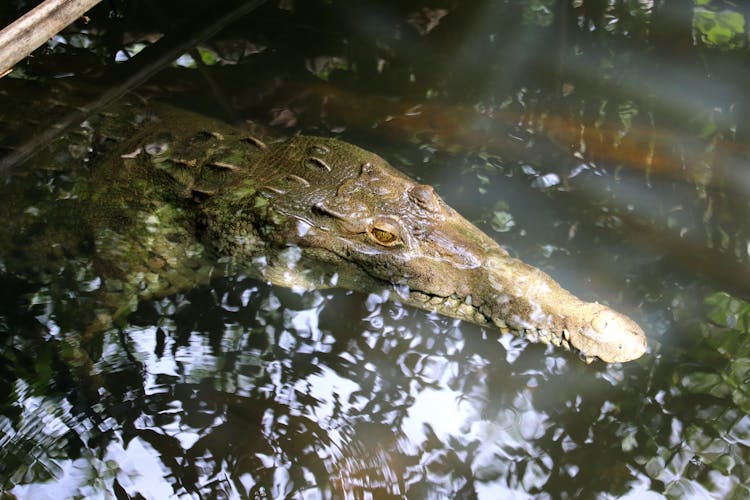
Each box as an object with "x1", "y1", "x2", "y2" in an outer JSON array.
[{"x1": 408, "y1": 253, "x2": 649, "y2": 363}]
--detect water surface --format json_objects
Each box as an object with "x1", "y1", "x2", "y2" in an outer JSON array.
[{"x1": 1, "y1": 1, "x2": 749, "y2": 498}]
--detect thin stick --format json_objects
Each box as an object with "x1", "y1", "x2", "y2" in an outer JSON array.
[
  {"x1": 0, "y1": 0, "x2": 102, "y2": 77},
  {"x1": 0, "y1": 0, "x2": 268, "y2": 173}
]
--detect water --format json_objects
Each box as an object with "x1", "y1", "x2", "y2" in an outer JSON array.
[{"x1": 1, "y1": 1, "x2": 749, "y2": 498}]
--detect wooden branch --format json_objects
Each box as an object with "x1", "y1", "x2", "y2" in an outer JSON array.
[
  {"x1": 0, "y1": 0, "x2": 268, "y2": 173},
  {"x1": 0, "y1": 0, "x2": 102, "y2": 77}
]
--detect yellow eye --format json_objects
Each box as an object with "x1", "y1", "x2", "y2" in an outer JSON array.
[{"x1": 368, "y1": 225, "x2": 402, "y2": 247}]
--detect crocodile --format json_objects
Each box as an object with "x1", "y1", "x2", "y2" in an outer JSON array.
[{"x1": 0, "y1": 96, "x2": 647, "y2": 363}]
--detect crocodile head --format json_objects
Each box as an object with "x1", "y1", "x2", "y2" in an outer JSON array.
[{"x1": 231, "y1": 136, "x2": 647, "y2": 363}]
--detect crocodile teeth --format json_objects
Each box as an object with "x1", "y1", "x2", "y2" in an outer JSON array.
[
  {"x1": 562, "y1": 329, "x2": 571, "y2": 341},
  {"x1": 424, "y1": 295, "x2": 438, "y2": 305},
  {"x1": 473, "y1": 311, "x2": 488, "y2": 325},
  {"x1": 538, "y1": 329, "x2": 551, "y2": 344},
  {"x1": 492, "y1": 317, "x2": 507, "y2": 329}
]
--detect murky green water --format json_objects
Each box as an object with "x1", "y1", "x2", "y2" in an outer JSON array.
[{"x1": 1, "y1": 1, "x2": 749, "y2": 498}]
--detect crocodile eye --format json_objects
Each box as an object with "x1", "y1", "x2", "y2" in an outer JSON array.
[
  {"x1": 370, "y1": 228, "x2": 399, "y2": 245},
  {"x1": 367, "y1": 219, "x2": 403, "y2": 247}
]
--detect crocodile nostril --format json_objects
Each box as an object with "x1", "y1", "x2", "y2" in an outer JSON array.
[{"x1": 592, "y1": 311, "x2": 616, "y2": 334}]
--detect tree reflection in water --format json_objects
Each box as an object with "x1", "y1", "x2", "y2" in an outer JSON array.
[{"x1": 6, "y1": 266, "x2": 745, "y2": 497}]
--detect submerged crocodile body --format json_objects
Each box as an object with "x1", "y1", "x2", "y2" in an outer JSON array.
[{"x1": 0, "y1": 97, "x2": 646, "y2": 363}]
